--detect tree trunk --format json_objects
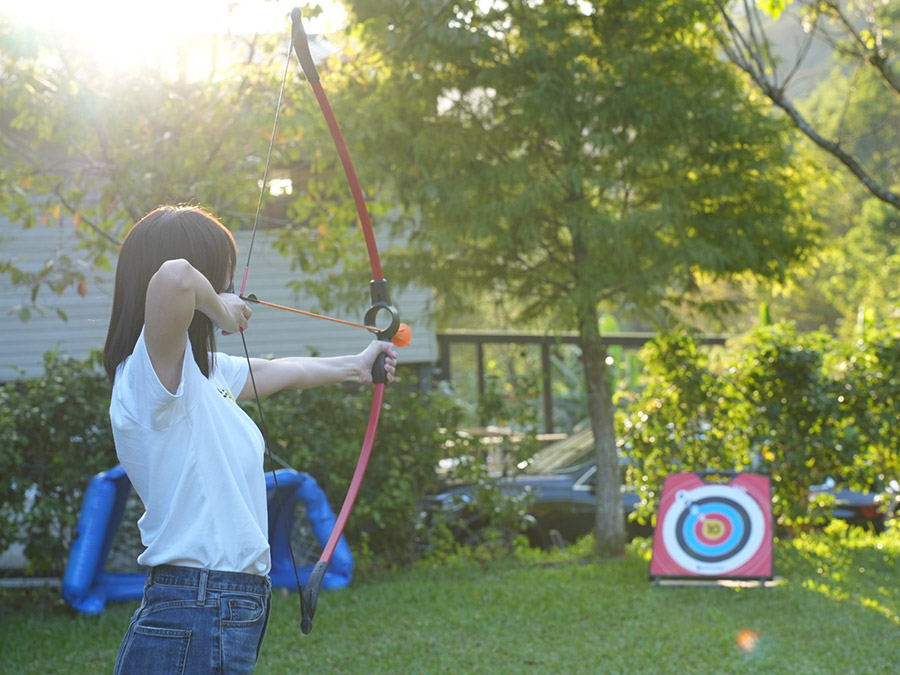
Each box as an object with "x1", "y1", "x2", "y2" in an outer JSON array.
[{"x1": 577, "y1": 306, "x2": 626, "y2": 557}]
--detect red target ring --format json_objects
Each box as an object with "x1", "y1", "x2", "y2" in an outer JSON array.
[{"x1": 694, "y1": 512, "x2": 732, "y2": 545}]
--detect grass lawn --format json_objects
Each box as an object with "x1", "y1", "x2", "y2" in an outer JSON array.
[{"x1": 2, "y1": 525, "x2": 898, "y2": 674}]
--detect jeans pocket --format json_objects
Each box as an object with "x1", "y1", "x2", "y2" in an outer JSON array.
[
  {"x1": 115, "y1": 624, "x2": 192, "y2": 675},
  {"x1": 221, "y1": 594, "x2": 266, "y2": 627},
  {"x1": 220, "y1": 593, "x2": 270, "y2": 673}
]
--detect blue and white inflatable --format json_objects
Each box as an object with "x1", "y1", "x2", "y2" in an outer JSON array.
[{"x1": 62, "y1": 466, "x2": 353, "y2": 614}]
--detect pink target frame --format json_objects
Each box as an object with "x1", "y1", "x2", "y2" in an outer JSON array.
[{"x1": 649, "y1": 472, "x2": 773, "y2": 581}]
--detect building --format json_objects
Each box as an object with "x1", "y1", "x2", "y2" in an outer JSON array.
[{"x1": 0, "y1": 219, "x2": 437, "y2": 382}]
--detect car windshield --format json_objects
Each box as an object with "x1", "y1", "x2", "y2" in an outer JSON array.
[{"x1": 523, "y1": 427, "x2": 595, "y2": 474}]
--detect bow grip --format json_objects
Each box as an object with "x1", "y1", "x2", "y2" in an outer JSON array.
[
  {"x1": 366, "y1": 280, "x2": 400, "y2": 384},
  {"x1": 369, "y1": 353, "x2": 386, "y2": 384}
]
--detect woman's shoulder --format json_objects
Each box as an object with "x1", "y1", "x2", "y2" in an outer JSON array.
[{"x1": 112, "y1": 329, "x2": 202, "y2": 422}]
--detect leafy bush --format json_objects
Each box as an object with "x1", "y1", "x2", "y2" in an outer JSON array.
[
  {"x1": 622, "y1": 322, "x2": 900, "y2": 534},
  {"x1": 1, "y1": 353, "x2": 469, "y2": 573},
  {"x1": 619, "y1": 331, "x2": 749, "y2": 527},
  {"x1": 0, "y1": 351, "x2": 116, "y2": 574},
  {"x1": 246, "y1": 370, "x2": 547, "y2": 564},
  {"x1": 240, "y1": 375, "x2": 471, "y2": 566},
  {"x1": 839, "y1": 323, "x2": 900, "y2": 491},
  {"x1": 729, "y1": 323, "x2": 862, "y2": 528}
]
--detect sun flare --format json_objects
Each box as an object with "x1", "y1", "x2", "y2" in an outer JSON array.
[{"x1": 1, "y1": 1, "x2": 346, "y2": 76}]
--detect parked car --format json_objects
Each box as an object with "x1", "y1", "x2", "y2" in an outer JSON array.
[
  {"x1": 886, "y1": 480, "x2": 900, "y2": 528},
  {"x1": 426, "y1": 428, "x2": 652, "y2": 549},
  {"x1": 809, "y1": 477, "x2": 896, "y2": 533},
  {"x1": 427, "y1": 428, "x2": 894, "y2": 549}
]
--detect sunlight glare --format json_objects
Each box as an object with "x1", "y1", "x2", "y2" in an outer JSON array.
[
  {"x1": 736, "y1": 629, "x2": 759, "y2": 653},
  {"x1": 1, "y1": 1, "x2": 346, "y2": 76}
]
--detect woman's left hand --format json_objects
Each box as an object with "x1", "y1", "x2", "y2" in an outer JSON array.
[{"x1": 360, "y1": 340, "x2": 398, "y2": 384}]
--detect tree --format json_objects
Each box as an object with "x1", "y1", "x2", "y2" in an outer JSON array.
[
  {"x1": 304, "y1": 0, "x2": 818, "y2": 555},
  {"x1": 714, "y1": 0, "x2": 900, "y2": 212},
  {"x1": 721, "y1": 1, "x2": 900, "y2": 331},
  {"x1": 0, "y1": 17, "x2": 293, "y2": 317}
]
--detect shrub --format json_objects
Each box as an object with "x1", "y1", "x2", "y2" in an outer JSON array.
[
  {"x1": 728, "y1": 323, "x2": 859, "y2": 529},
  {"x1": 0, "y1": 351, "x2": 116, "y2": 574},
  {"x1": 839, "y1": 323, "x2": 900, "y2": 492},
  {"x1": 241, "y1": 375, "x2": 470, "y2": 566},
  {"x1": 621, "y1": 322, "x2": 897, "y2": 534},
  {"x1": 1, "y1": 352, "x2": 468, "y2": 573},
  {"x1": 619, "y1": 331, "x2": 752, "y2": 528}
]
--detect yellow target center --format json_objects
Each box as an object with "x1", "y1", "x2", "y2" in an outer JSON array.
[{"x1": 702, "y1": 518, "x2": 725, "y2": 540}]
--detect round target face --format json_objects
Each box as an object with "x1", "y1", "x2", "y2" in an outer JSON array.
[{"x1": 660, "y1": 484, "x2": 765, "y2": 575}]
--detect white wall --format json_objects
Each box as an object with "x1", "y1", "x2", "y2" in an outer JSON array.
[{"x1": 0, "y1": 222, "x2": 437, "y2": 381}]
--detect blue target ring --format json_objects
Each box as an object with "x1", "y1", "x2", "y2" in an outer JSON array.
[{"x1": 675, "y1": 497, "x2": 750, "y2": 563}]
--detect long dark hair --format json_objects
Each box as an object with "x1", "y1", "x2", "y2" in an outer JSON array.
[{"x1": 103, "y1": 205, "x2": 237, "y2": 382}]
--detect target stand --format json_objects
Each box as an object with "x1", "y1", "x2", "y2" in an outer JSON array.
[{"x1": 649, "y1": 472, "x2": 773, "y2": 585}]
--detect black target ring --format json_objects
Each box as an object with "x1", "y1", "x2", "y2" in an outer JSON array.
[{"x1": 674, "y1": 496, "x2": 751, "y2": 563}]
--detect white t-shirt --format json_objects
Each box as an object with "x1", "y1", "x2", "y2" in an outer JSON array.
[{"x1": 110, "y1": 329, "x2": 270, "y2": 575}]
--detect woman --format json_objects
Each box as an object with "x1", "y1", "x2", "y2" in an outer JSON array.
[{"x1": 103, "y1": 205, "x2": 397, "y2": 674}]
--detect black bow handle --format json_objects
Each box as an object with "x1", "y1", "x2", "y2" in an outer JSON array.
[{"x1": 366, "y1": 280, "x2": 400, "y2": 384}]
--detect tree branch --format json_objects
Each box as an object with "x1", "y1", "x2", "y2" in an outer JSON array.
[
  {"x1": 760, "y1": 78, "x2": 899, "y2": 209},
  {"x1": 822, "y1": 0, "x2": 900, "y2": 97},
  {"x1": 713, "y1": 0, "x2": 900, "y2": 211}
]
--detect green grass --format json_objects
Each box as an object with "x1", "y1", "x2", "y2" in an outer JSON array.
[{"x1": 2, "y1": 524, "x2": 899, "y2": 674}]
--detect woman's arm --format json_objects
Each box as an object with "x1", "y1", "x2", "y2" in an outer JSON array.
[
  {"x1": 237, "y1": 340, "x2": 398, "y2": 400},
  {"x1": 144, "y1": 259, "x2": 250, "y2": 393}
]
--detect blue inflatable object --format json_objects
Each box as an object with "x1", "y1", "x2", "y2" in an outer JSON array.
[{"x1": 62, "y1": 466, "x2": 353, "y2": 614}]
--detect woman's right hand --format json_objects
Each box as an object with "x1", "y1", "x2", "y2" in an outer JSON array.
[{"x1": 215, "y1": 292, "x2": 252, "y2": 336}]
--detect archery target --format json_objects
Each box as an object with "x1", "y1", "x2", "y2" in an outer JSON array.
[{"x1": 650, "y1": 473, "x2": 773, "y2": 580}]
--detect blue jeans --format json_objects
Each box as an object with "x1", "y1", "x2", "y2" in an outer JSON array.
[{"x1": 114, "y1": 565, "x2": 272, "y2": 674}]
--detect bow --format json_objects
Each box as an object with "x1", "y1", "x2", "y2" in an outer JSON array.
[{"x1": 239, "y1": 7, "x2": 400, "y2": 635}]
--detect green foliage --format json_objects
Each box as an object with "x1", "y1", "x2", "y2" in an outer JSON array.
[
  {"x1": 621, "y1": 331, "x2": 752, "y2": 524},
  {"x1": 548, "y1": 346, "x2": 592, "y2": 430},
  {"x1": 406, "y1": 366, "x2": 545, "y2": 561},
  {"x1": 0, "y1": 354, "x2": 470, "y2": 572},
  {"x1": 821, "y1": 199, "x2": 900, "y2": 330},
  {"x1": 730, "y1": 324, "x2": 858, "y2": 528},
  {"x1": 468, "y1": 366, "x2": 542, "y2": 554},
  {"x1": 622, "y1": 322, "x2": 900, "y2": 533},
  {"x1": 240, "y1": 376, "x2": 468, "y2": 566},
  {"x1": 757, "y1": 0, "x2": 792, "y2": 20},
  {"x1": 0, "y1": 351, "x2": 115, "y2": 574},
  {"x1": 424, "y1": 478, "x2": 538, "y2": 562},
  {"x1": 839, "y1": 323, "x2": 900, "y2": 489},
  {"x1": 722, "y1": 0, "x2": 900, "y2": 331},
  {"x1": 780, "y1": 41, "x2": 900, "y2": 329},
  {"x1": 0, "y1": 16, "x2": 302, "y2": 316},
  {"x1": 341, "y1": 0, "x2": 817, "y2": 331},
  {"x1": 477, "y1": 358, "x2": 541, "y2": 443}
]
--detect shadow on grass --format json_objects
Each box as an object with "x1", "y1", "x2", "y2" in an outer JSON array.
[{"x1": 777, "y1": 521, "x2": 900, "y2": 628}]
